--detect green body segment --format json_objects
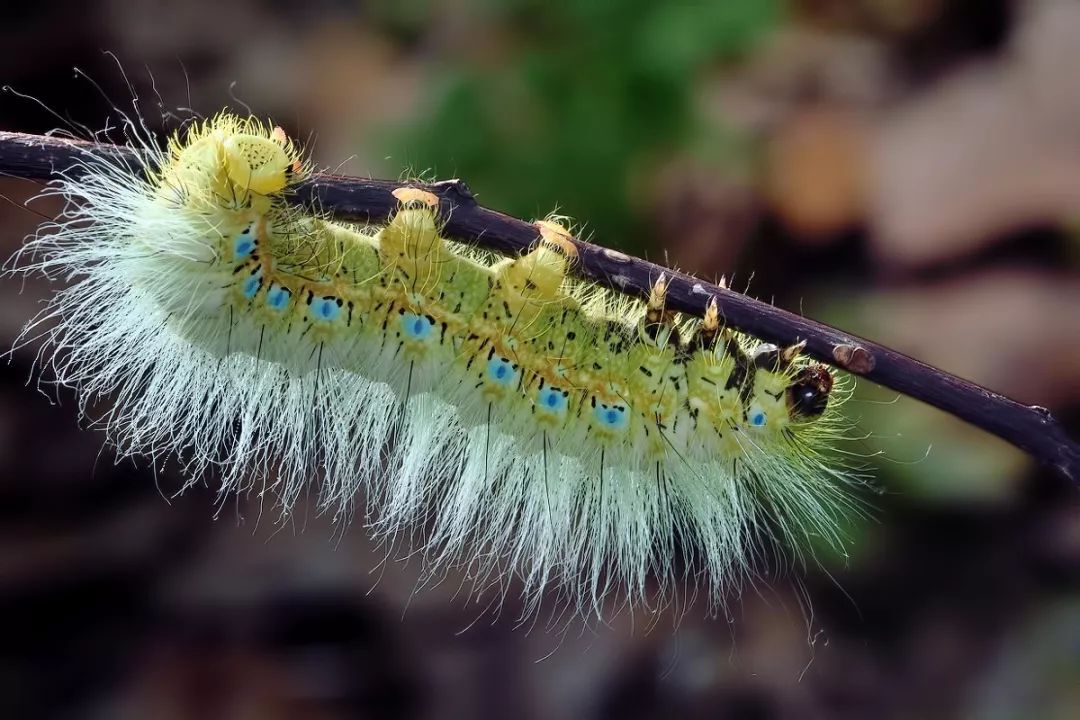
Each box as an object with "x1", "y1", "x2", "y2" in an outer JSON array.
[{"x1": 163, "y1": 192, "x2": 806, "y2": 473}]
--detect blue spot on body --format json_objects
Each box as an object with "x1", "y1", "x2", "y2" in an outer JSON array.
[
  {"x1": 593, "y1": 402, "x2": 629, "y2": 431},
  {"x1": 266, "y1": 284, "x2": 291, "y2": 311},
  {"x1": 749, "y1": 409, "x2": 767, "y2": 427},
  {"x1": 242, "y1": 273, "x2": 261, "y2": 299},
  {"x1": 486, "y1": 357, "x2": 518, "y2": 388},
  {"x1": 234, "y1": 230, "x2": 255, "y2": 260},
  {"x1": 537, "y1": 387, "x2": 567, "y2": 414},
  {"x1": 310, "y1": 296, "x2": 341, "y2": 322},
  {"x1": 400, "y1": 312, "x2": 434, "y2": 341}
]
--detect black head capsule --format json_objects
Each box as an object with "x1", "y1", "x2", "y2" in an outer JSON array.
[{"x1": 786, "y1": 364, "x2": 833, "y2": 421}]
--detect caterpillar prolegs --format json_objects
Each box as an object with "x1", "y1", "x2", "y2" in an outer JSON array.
[{"x1": 16, "y1": 113, "x2": 858, "y2": 617}]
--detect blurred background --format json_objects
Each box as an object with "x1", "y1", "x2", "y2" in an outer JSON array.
[{"x1": 1, "y1": 0, "x2": 1078, "y2": 717}]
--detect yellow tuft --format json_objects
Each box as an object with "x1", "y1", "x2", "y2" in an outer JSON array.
[
  {"x1": 535, "y1": 217, "x2": 578, "y2": 259},
  {"x1": 158, "y1": 113, "x2": 306, "y2": 212},
  {"x1": 392, "y1": 187, "x2": 440, "y2": 207}
]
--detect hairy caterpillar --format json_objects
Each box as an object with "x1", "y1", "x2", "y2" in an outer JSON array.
[{"x1": 13, "y1": 112, "x2": 858, "y2": 618}]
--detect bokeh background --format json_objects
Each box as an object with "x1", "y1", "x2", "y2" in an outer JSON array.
[{"x1": 1, "y1": 0, "x2": 1078, "y2": 718}]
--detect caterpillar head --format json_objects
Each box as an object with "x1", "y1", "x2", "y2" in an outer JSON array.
[
  {"x1": 786, "y1": 364, "x2": 833, "y2": 421},
  {"x1": 748, "y1": 342, "x2": 833, "y2": 425}
]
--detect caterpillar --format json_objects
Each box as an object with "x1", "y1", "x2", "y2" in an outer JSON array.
[{"x1": 13, "y1": 112, "x2": 859, "y2": 618}]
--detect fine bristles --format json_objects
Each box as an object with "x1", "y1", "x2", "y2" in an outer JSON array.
[{"x1": 9, "y1": 111, "x2": 868, "y2": 623}]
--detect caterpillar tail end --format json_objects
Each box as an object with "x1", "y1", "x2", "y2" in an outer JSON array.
[{"x1": 162, "y1": 113, "x2": 305, "y2": 214}]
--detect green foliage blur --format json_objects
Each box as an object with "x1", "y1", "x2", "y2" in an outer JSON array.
[{"x1": 385, "y1": 0, "x2": 779, "y2": 250}]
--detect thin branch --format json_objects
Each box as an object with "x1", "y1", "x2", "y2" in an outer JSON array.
[{"x1": 1, "y1": 129, "x2": 1077, "y2": 480}]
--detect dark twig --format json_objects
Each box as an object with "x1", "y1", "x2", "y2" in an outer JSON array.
[{"x1": 1, "y1": 130, "x2": 1078, "y2": 480}]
